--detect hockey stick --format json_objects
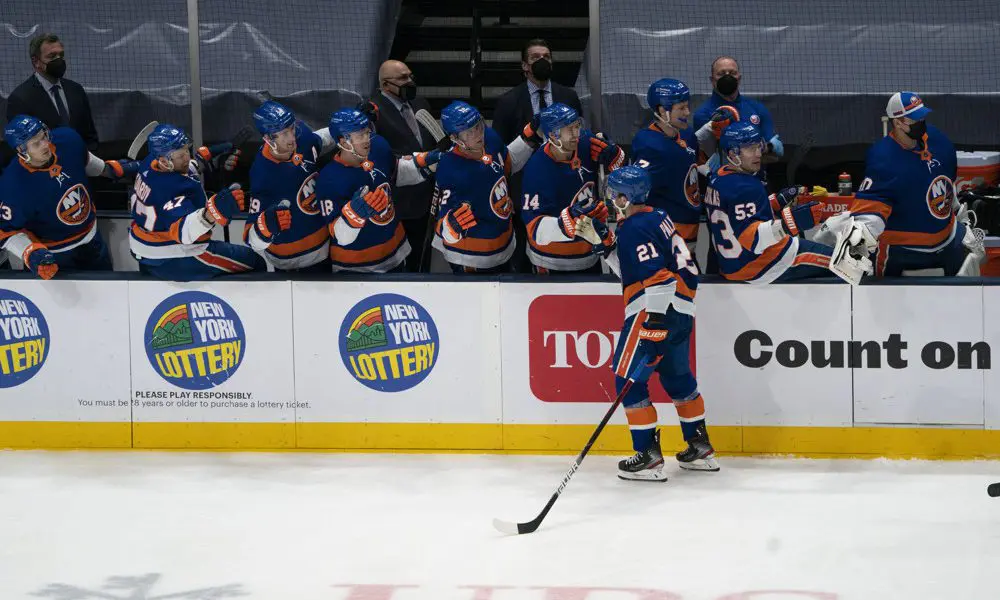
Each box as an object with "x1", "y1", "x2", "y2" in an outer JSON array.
[
  {"x1": 785, "y1": 131, "x2": 813, "y2": 187},
  {"x1": 128, "y1": 121, "x2": 159, "y2": 159},
  {"x1": 989, "y1": 483, "x2": 1000, "y2": 497},
  {"x1": 493, "y1": 359, "x2": 655, "y2": 536},
  {"x1": 418, "y1": 185, "x2": 442, "y2": 272},
  {"x1": 413, "y1": 110, "x2": 447, "y2": 272},
  {"x1": 415, "y1": 109, "x2": 446, "y2": 143}
]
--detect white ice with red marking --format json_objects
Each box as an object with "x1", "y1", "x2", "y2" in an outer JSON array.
[{"x1": 1, "y1": 451, "x2": 998, "y2": 599}]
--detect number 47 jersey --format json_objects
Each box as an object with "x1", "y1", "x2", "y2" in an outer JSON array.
[{"x1": 613, "y1": 206, "x2": 699, "y2": 319}]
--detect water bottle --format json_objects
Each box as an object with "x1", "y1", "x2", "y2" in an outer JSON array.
[{"x1": 838, "y1": 172, "x2": 852, "y2": 196}]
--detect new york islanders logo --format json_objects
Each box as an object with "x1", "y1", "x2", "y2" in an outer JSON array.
[
  {"x1": 297, "y1": 172, "x2": 319, "y2": 215},
  {"x1": 684, "y1": 163, "x2": 700, "y2": 207},
  {"x1": 0, "y1": 290, "x2": 49, "y2": 388},
  {"x1": 56, "y1": 183, "x2": 92, "y2": 226},
  {"x1": 490, "y1": 177, "x2": 513, "y2": 219},
  {"x1": 750, "y1": 114, "x2": 761, "y2": 125},
  {"x1": 572, "y1": 181, "x2": 595, "y2": 206},
  {"x1": 926, "y1": 175, "x2": 954, "y2": 220},
  {"x1": 144, "y1": 292, "x2": 246, "y2": 390},
  {"x1": 340, "y1": 293, "x2": 439, "y2": 392}
]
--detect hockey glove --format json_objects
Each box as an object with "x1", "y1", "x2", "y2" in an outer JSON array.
[
  {"x1": 342, "y1": 186, "x2": 390, "y2": 228},
  {"x1": 637, "y1": 312, "x2": 670, "y2": 365},
  {"x1": 205, "y1": 183, "x2": 245, "y2": 226},
  {"x1": 590, "y1": 134, "x2": 625, "y2": 171},
  {"x1": 779, "y1": 201, "x2": 824, "y2": 237},
  {"x1": 710, "y1": 105, "x2": 741, "y2": 140},
  {"x1": 196, "y1": 143, "x2": 241, "y2": 173},
  {"x1": 574, "y1": 215, "x2": 617, "y2": 257},
  {"x1": 357, "y1": 97, "x2": 380, "y2": 125},
  {"x1": 255, "y1": 200, "x2": 293, "y2": 243},
  {"x1": 769, "y1": 185, "x2": 805, "y2": 213},
  {"x1": 520, "y1": 113, "x2": 542, "y2": 145},
  {"x1": 443, "y1": 203, "x2": 477, "y2": 241},
  {"x1": 102, "y1": 158, "x2": 141, "y2": 180},
  {"x1": 414, "y1": 150, "x2": 442, "y2": 169},
  {"x1": 23, "y1": 243, "x2": 58, "y2": 280}
]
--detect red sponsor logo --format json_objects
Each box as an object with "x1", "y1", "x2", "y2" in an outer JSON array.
[{"x1": 527, "y1": 295, "x2": 695, "y2": 403}]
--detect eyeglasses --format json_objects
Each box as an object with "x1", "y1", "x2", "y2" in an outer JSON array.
[{"x1": 384, "y1": 74, "x2": 415, "y2": 84}]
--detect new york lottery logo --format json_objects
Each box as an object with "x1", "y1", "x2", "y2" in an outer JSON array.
[
  {"x1": 0, "y1": 290, "x2": 49, "y2": 387},
  {"x1": 340, "y1": 293, "x2": 438, "y2": 392},
  {"x1": 144, "y1": 292, "x2": 246, "y2": 390}
]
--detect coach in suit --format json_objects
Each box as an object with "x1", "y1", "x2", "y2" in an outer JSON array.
[
  {"x1": 5, "y1": 34, "x2": 99, "y2": 153},
  {"x1": 492, "y1": 39, "x2": 583, "y2": 272},
  {"x1": 492, "y1": 39, "x2": 582, "y2": 144},
  {"x1": 373, "y1": 60, "x2": 438, "y2": 271}
]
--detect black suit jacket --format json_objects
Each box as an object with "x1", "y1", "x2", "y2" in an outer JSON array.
[
  {"x1": 5, "y1": 75, "x2": 99, "y2": 151},
  {"x1": 373, "y1": 91, "x2": 437, "y2": 220},
  {"x1": 492, "y1": 80, "x2": 582, "y2": 145}
]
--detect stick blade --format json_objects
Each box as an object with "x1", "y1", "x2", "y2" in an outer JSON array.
[
  {"x1": 988, "y1": 483, "x2": 1000, "y2": 497},
  {"x1": 492, "y1": 518, "x2": 521, "y2": 535},
  {"x1": 128, "y1": 121, "x2": 159, "y2": 160},
  {"x1": 493, "y1": 517, "x2": 540, "y2": 535}
]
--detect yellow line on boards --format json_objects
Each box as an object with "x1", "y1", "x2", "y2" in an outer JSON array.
[{"x1": 1, "y1": 422, "x2": 1000, "y2": 459}]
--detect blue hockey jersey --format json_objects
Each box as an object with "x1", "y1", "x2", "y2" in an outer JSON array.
[
  {"x1": 432, "y1": 127, "x2": 516, "y2": 269},
  {"x1": 246, "y1": 128, "x2": 329, "y2": 269},
  {"x1": 520, "y1": 133, "x2": 603, "y2": 271},
  {"x1": 129, "y1": 155, "x2": 215, "y2": 260},
  {"x1": 0, "y1": 127, "x2": 97, "y2": 254},
  {"x1": 852, "y1": 124, "x2": 958, "y2": 252},
  {"x1": 613, "y1": 206, "x2": 698, "y2": 320},
  {"x1": 704, "y1": 166, "x2": 797, "y2": 283},
  {"x1": 314, "y1": 135, "x2": 408, "y2": 272},
  {"x1": 631, "y1": 123, "x2": 701, "y2": 242},
  {"x1": 693, "y1": 91, "x2": 776, "y2": 140}
]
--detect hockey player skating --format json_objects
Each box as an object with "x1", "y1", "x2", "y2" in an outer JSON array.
[
  {"x1": 246, "y1": 100, "x2": 335, "y2": 272},
  {"x1": 129, "y1": 123, "x2": 265, "y2": 280},
  {"x1": 704, "y1": 122, "x2": 871, "y2": 284},
  {"x1": 1, "y1": 115, "x2": 140, "y2": 278},
  {"x1": 432, "y1": 100, "x2": 543, "y2": 273},
  {"x1": 632, "y1": 79, "x2": 702, "y2": 251},
  {"x1": 575, "y1": 165, "x2": 719, "y2": 481},
  {"x1": 823, "y1": 92, "x2": 984, "y2": 277},
  {"x1": 314, "y1": 107, "x2": 440, "y2": 273},
  {"x1": 519, "y1": 102, "x2": 623, "y2": 274}
]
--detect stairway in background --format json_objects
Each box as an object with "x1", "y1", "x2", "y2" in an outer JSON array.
[{"x1": 389, "y1": 0, "x2": 589, "y2": 121}]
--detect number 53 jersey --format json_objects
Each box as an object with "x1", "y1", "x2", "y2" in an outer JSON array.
[{"x1": 704, "y1": 167, "x2": 798, "y2": 283}]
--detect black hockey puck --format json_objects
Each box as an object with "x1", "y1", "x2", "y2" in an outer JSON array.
[{"x1": 988, "y1": 483, "x2": 1000, "y2": 497}]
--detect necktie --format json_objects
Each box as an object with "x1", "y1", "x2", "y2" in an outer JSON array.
[
  {"x1": 401, "y1": 103, "x2": 422, "y2": 143},
  {"x1": 537, "y1": 88, "x2": 548, "y2": 113},
  {"x1": 51, "y1": 84, "x2": 70, "y2": 125}
]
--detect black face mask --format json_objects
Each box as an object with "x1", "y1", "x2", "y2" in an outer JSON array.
[
  {"x1": 398, "y1": 82, "x2": 418, "y2": 102},
  {"x1": 530, "y1": 58, "x2": 552, "y2": 81},
  {"x1": 716, "y1": 74, "x2": 739, "y2": 96},
  {"x1": 905, "y1": 119, "x2": 927, "y2": 140},
  {"x1": 44, "y1": 57, "x2": 66, "y2": 79}
]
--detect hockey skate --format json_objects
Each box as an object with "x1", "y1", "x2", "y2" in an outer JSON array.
[
  {"x1": 676, "y1": 426, "x2": 720, "y2": 472},
  {"x1": 618, "y1": 429, "x2": 668, "y2": 482}
]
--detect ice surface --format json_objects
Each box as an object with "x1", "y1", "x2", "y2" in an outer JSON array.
[{"x1": 1, "y1": 451, "x2": 998, "y2": 599}]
